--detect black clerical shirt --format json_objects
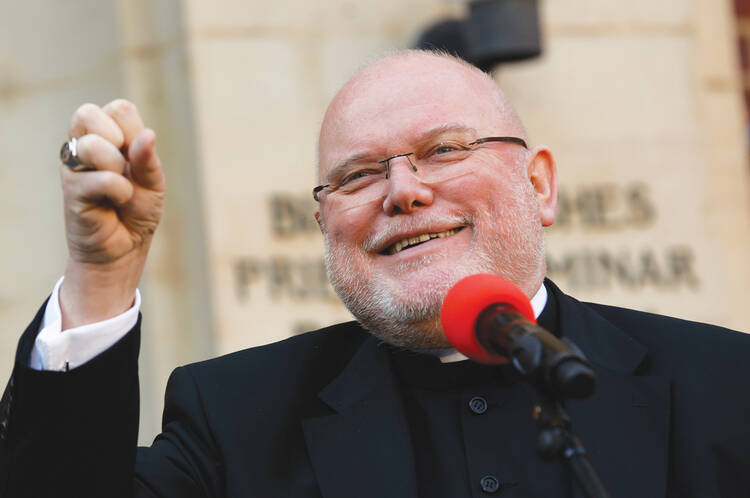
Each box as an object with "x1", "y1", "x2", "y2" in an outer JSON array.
[{"x1": 389, "y1": 287, "x2": 574, "y2": 498}]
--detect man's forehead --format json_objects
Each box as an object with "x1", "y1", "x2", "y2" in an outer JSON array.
[
  {"x1": 334, "y1": 59, "x2": 492, "y2": 120},
  {"x1": 320, "y1": 59, "x2": 499, "y2": 154}
]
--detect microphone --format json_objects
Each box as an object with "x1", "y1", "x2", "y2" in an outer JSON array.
[{"x1": 441, "y1": 274, "x2": 596, "y2": 400}]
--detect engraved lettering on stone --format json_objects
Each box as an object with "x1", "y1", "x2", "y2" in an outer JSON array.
[
  {"x1": 269, "y1": 193, "x2": 318, "y2": 236},
  {"x1": 233, "y1": 256, "x2": 338, "y2": 302},
  {"x1": 546, "y1": 246, "x2": 700, "y2": 290},
  {"x1": 553, "y1": 183, "x2": 656, "y2": 231}
]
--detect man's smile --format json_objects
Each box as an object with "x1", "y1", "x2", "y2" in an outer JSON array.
[{"x1": 382, "y1": 226, "x2": 465, "y2": 255}]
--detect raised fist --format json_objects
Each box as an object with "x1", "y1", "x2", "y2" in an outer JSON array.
[{"x1": 58, "y1": 99, "x2": 165, "y2": 328}]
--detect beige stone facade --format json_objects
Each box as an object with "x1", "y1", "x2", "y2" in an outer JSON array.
[{"x1": 2, "y1": 0, "x2": 749, "y2": 442}]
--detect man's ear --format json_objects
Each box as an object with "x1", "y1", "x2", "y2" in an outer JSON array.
[
  {"x1": 314, "y1": 209, "x2": 323, "y2": 233},
  {"x1": 526, "y1": 145, "x2": 557, "y2": 227}
]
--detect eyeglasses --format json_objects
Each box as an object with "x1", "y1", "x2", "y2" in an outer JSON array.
[{"x1": 312, "y1": 136, "x2": 527, "y2": 203}]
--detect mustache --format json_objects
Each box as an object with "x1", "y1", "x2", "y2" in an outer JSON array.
[{"x1": 362, "y1": 214, "x2": 471, "y2": 252}]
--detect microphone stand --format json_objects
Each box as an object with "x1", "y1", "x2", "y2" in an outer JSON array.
[
  {"x1": 532, "y1": 391, "x2": 610, "y2": 498},
  {"x1": 475, "y1": 306, "x2": 611, "y2": 498}
]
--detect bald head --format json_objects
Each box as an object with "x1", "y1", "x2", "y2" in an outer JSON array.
[{"x1": 317, "y1": 50, "x2": 527, "y2": 178}]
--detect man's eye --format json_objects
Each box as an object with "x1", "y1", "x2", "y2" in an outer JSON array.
[
  {"x1": 340, "y1": 170, "x2": 374, "y2": 186},
  {"x1": 435, "y1": 144, "x2": 458, "y2": 154},
  {"x1": 426, "y1": 141, "x2": 467, "y2": 158}
]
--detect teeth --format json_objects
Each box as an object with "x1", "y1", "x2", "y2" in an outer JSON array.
[{"x1": 388, "y1": 228, "x2": 460, "y2": 255}]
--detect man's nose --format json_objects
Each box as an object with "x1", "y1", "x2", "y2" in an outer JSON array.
[{"x1": 381, "y1": 156, "x2": 434, "y2": 215}]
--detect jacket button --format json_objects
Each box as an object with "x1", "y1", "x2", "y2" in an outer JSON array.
[
  {"x1": 480, "y1": 475, "x2": 500, "y2": 493},
  {"x1": 469, "y1": 396, "x2": 488, "y2": 414}
]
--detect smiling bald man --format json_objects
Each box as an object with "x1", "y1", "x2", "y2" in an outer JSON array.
[
  {"x1": 2, "y1": 50, "x2": 750, "y2": 498},
  {"x1": 315, "y1": 52, "x2": 553, "y2": 352}
]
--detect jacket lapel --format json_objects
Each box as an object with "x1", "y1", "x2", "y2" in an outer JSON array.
[
  {"x1": 302, "y1": 337, "x2": 418, "y2": 498},
  {"x1": 548, "y1": 281, "x2": 671, "y2": 498}
]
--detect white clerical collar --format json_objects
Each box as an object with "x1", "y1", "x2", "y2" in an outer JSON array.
[{"x1": 438, "y1": 282, "x2": 548, "y2": 363}]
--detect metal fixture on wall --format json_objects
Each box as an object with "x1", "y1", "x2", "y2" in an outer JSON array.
[{"x1": 414, "y1": 0, "x2": 541, "y2": 72}]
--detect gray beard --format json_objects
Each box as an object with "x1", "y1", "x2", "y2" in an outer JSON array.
[{"x1": 326, "y1": 250, "x2": 461, "y2": 349}]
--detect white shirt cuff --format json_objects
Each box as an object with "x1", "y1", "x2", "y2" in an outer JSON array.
[{"x1": 29, "y1": 277, "x2": 141, "y2": 371}]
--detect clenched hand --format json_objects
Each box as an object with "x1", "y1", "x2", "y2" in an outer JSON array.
[{"x1": 58, "y1": 99, "x2": 165, "y2": 329}]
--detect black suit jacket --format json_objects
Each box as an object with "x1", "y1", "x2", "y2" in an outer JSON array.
[{"x1": 2, "y1": 280, "x2": 750, "y2": 497}]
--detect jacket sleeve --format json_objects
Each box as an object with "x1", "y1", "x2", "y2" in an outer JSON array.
[
  {"x1": 134, "y1": 366, "x2": 224, "y2": 497},
  {"x1": 0, "y1": 301, "x2": 141, "y2": 498},
  {"x1": 0, "y1": 302, "x2": 224, "y2": 498}
]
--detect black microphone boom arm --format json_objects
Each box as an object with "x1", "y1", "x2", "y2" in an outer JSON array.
[{"x1": 475, "y1": 303, "x2": 596, "y2": 399}]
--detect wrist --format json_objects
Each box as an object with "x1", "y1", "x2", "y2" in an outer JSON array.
[{"x1": 60, "y1": 256, "x2": 143, "y2": 329}]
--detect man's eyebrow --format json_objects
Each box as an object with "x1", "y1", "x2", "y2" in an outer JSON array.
[
  {"x1": 415, "y1": 124, "x2": 477, "y2": 143},
  {"x1": 324, "y1": 124, "x2": 477, "y2": 182},
  {"x1": 326, "y1": 153, "x2": 375, "y2": 183}
]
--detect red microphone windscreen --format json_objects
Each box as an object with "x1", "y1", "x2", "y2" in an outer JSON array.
[{"x1": 440, "y1": 274, "x2": 536, "y2": 364}]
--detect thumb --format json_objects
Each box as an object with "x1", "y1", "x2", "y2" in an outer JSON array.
[{"x1": 128, "y1": 128, "x2": 165, "y2": 192}]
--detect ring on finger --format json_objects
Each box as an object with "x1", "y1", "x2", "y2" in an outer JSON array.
[{"x1": 60, "y1": 137, "x2": 87, "y2": 171}]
